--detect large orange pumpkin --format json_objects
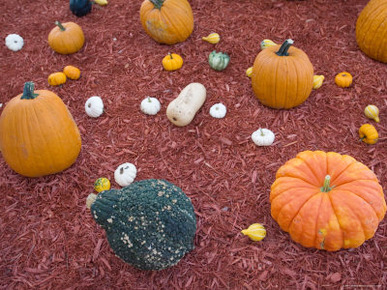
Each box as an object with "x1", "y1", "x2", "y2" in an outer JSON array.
[
  {"x1": 356, "y1": 0, "x2": 387, "y2": 63},
  {"x1": 140, "y1": 0, "x2": 194, "y2": 45},
  {"x1": 48, "y1": 21, "x2": 85, "y2": 54},
  {"x1": 251, "y1": 39, "x2": 314, "y2": 109},
  {"x1": 0, "y1": 82, "x2": 81, "y2": 177},
  {"x1": 270, "y1": 151, "x2": 386, "y2": 251}
]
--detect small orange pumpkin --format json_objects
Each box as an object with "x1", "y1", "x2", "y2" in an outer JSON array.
[
  {"x1": 48, "y1": 21, "x2": 85, "y2": 54},
  {"x1": 140, "y1": 0, "x2": 194, "y2": 45},
  {"x1": 63, "y1": 65, "x2": 81, "y2": 80},
  {"x1": 0, "y1": 82, "x2": 81, "y2": 177},
  {"x1": 270, "y1": 151, "x2": 386, "y2": 251},
  {"x1": 359, "y1": 124, "x2": 378, "y2": 144},
  {"x1": 251, "y1": 39, "x2": 314, "y2": 109},
  {"x1": 335, "y1": 72, "x2": 353, "y2": 88},
  {"x1": 162, "y1": 53, "x2": 183, "y2": 71},
  {"x1": 48, "y1": 72, "x2": 67, "y2": 86}
]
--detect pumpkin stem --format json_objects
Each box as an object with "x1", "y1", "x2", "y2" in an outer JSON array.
[
  {"x1": 149, "y1": 0, "x2": 164, "y2": 9},
  {"x1": 321, "y1": 175, "x2": 333, "y2": 192},
  {"x1": 260, "y1": 128, "x2": 265, "y2": 136},
  {"x1": 276, "y1": 39, "x2": 294, "y2": 56},
  {"x1": 21, "y1": 82, "x2": 39, "y2": 100},
  {"x1": 169, "y1": 53, "x2": 173, "y2": 59},
  {"x1": 55, "y1": 21, "x2": 66, "y2": 31}
]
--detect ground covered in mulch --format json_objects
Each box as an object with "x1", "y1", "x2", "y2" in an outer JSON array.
[{"x1": 1, "y1": 0, "x2": 386, "y2": 288}]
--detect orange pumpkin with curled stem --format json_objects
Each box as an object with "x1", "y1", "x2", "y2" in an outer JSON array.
[
  {"x1": 270, "y1": 150, "x2": 386, "y2": 251},
  {"x1": 140, "y1": 0, "x2": 194, "y2": 45},
  {"x1": 0, "y1": 82, "x2": 81, "y2": 177}
]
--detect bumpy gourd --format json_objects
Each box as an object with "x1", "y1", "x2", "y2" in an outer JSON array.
[
  {"x1": 63, "y1": 65, "x2": 81, "y2": 80},
  {"x1": 87, "y1": 179, "x2": 197, "y2": 270},
  {"x1": 359, "y1": 124, "x2": 378, "y2": 144},
  {"x1": 48, "y1": 72, "x2": 67, "y2": 86},
  {"x1": 270, "y1": 151, "x2": 386, "y2": 251},
  {"x1": 208, "y1": 51, "x2": 230, "y2": 71}
]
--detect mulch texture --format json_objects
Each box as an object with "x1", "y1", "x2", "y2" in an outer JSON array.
[{"x1": 1, "y1": 0, "x2": 386, "y2": 289}]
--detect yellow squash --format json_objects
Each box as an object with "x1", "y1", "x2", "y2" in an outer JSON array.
[
  {"x1": 48, "y1": 72, "x2": 67, "y2": 86},
  {"x1": 202, "y1": 33, "x2": 220, "y2": 44},
  {"x1": 359, "y1": 124, "x2": 378, "y2": 144},
  {"x1": 241, "y1": 223, "x2": 266, "y2": 241},
  {"x1": 364, "y1": 105, "x2": 380, "y2": 122}
]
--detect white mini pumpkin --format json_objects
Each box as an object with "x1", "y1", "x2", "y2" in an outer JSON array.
[
  {"x1": 114, "y1": 162, "x2": 137, "y2": 187},
  {"x1": 5, "y1": 34, "x2": 24, "y2": 52},
  {"x1": 209, "y1": 103, "x2": 227, "y2": 118},
  {"x1": 140, "y1": 97, "x2": 161, "y2": 115},
  {"x1": 85, "y1": 96, "x2": 104, "y2": 118},
  {"x1": 251, "y1": 128, "x2": 275, "y2": 146}
]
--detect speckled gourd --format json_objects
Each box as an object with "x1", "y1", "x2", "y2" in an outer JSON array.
[{"x1": 87, "y1": 179, "x2": 197, "y2": 270}]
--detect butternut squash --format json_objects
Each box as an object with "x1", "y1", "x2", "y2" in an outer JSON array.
[{"x1": 166, "y1": 83, "x2": 206, "y2": 126}]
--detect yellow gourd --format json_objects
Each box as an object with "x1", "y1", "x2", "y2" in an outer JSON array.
[
  {"x1": 246, "y1": 67, "x2": 253, "y2": 78},
  {"x1": 202, "y1": 33, "x2": 220, "y2": 44},
  {"x1": 260, "y1": 39, "x2": 277, "y2": 50},
  {"x1": 48, "y1": 72, "x2": 67, "y2": 86},
  {"x1": 94, "y1": 0, "x2": 108, "y2": 5},
  {"x1": 359, "y1": 124, "x2": 378, "y2": 144},
  {"x1": 364, "y1": 105, "x2": 380, "y2": 122},
  {"x1": 313, "y1": 75, "x2": 325, "y2": 89},
  {"x1": 241, "y1": 223, "x2": 266, "y2": 242},
  {"x1": 94, "y1": 177, "x2": 111, "y2": 192}
]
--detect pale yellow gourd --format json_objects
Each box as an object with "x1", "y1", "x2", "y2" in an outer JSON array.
[
  {"x1": 364, "y1": 105, "x2": 380, "y2": 122},
  {"x1": 166, "y1": 83, "x2": 206, "y2": 126}
]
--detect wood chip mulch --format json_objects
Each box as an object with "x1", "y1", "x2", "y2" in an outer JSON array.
[{"x1": 1, "y1": 0, "x2": 386, "y2": 289}]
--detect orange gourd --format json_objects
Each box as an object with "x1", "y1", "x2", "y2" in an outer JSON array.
[
  {"x1": 356, "y1": 0, "x2": 387, "y2": 63},
  {"x1": 270, "y1": 151, "x2": 386, "y2": 251},
  {"x1": 48, "y1": 21, "x2": 85, "y2": 54},
  {"x1": 140, "y1": 0, "x2": 194, "y2": 45},
  {"x1": 251, "y1": 39, "x2": 314, "y2": 109},
  {"x1": 0, "y1": 82, "x2": 81, "y2": 177}
]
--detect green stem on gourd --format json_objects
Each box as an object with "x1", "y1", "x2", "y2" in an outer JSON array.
[
  {"x1": 147, "y1": 97, "x2": 152, "y2": 102},
  {"x1": 55, "y1": 21, "x2": 66, "y2": 31},
  {"x1": 149, "y1": 0, "x2": 164, "y2": 9},
  {"x1": 276, "y1": 39, "x2": 294, "y2": 56},
  {"x1": 20, "y1": 82, "x2": 39, "y2": 100},
  {"x1": 169, "y1": 53, "x2": 173, "y2": 59},
  {"x1": 260, "y1": 128, "x2": 264, "y2": 136},
  {"x1": 321, "y1": 175, "x2": 333, "y2": 192}
]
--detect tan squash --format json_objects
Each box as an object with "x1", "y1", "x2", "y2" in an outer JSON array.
[{"x1": 166, "y1": 83, "x2": 206, "y2": 126}]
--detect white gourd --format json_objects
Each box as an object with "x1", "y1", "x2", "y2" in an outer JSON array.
[
  {"x1": 5, "y1": 34, "x2": 24, "y2": 52},
  {"x1": 85, "y1": 96, "x2": 104, "y2": 118},
  {"x1": 140, "y1": 97, "x2": 161, "y2": 115},
  {"x1": 209, "y1": 103, "x2": 227, "y2": 118},
  {"x1": 251, "y1": 128, "x2": 275, "y2": 146},
  {"x1": 166, "y1": 83, "x2": 207, "y2": 126},
  {"x1": 114, "y1": 162, "x2": 137, "y2": 187}
]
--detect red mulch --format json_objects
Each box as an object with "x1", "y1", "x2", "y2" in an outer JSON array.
[{"x1": 1, "y1": 0, "x2": 386, "y2": 289}]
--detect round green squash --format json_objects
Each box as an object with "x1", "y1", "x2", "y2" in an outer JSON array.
[
  {"x1": 208, "y1": 50, "x2": 230, "y2": 71},
  {"x1": 87, "y1": 179, "x2": 197, "y2": 270}
]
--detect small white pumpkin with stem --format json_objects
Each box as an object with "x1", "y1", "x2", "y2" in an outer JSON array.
[
  {"x1": 209, "y1": 103, "x2": 227, "y2": 118},
  {"x1": 85, "y1": 96, "x2": 104, "y2": 118},
  {"x1": 364, "y1": 105, "x2": 380, "y2": 122},
  {"x1": 114, "y1": 162, "x2": 137, "y2": 187},
  {"x1": 5, "y1": 34, "x2": 24, "y2": 52},
  {"x1": 251, "y1": 128, "x2": 275, "y2": 146},
  {"x1": 140, "y1": 97, "x2": 161, "y2": 115}
]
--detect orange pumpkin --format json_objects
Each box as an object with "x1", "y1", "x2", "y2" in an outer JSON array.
[
  {"x1": 251, "y1": 39, "x2": 314, "y2": 109},
  {"x1": 48, "y1": 21, "x2": 85, "y2": 54},
  {"x1": 0, "y1": 82, "x2": 81, "y2": 177},
  {"x1": 356, "y1": 0, "x2": 387, "y2": 63},
  {"x1": 140, "y1": 0, "x2": 194, "y2": 45},
  {"x1": 270, "y1": 151, "x2": 386, "y2": 251}
]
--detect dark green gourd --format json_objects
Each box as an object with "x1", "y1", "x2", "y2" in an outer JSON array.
[
  {"x1": 69, "y1": 0, "x2": 92, "y2": 17},
  {"x1": 87, "y1": 179, "x2": 196, "y2": 270}
]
